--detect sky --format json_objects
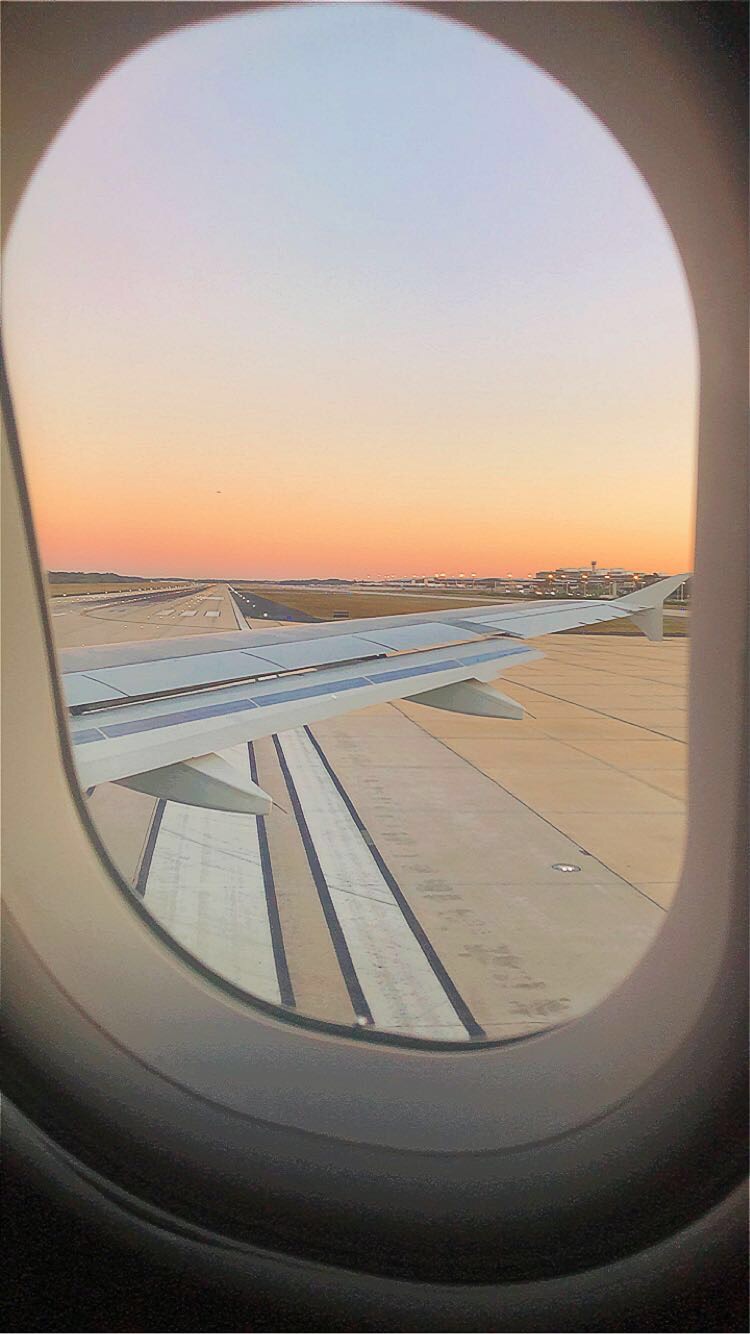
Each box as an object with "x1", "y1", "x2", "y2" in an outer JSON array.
[{"x1": 4, "y1": 3, "x2": 696, "y2": 579}]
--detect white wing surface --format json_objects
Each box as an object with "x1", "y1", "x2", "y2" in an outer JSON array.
[{"x1": 61, "y1": 574, "x2": 687, "y2": 813}]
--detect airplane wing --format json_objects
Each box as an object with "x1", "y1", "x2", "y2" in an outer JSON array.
[{"x1": 60, "y1": 574, "x2": 688, "y2": 814}]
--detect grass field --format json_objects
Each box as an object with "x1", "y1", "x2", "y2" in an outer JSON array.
[
  {"x1": 573, "y1": 614, "x2": 688, "y2": 637},
  {"x1": 235, "y1": 584, "x2": 689, "y2": 634},
  {"x1": 235, "y1": 586, "x2": 496, "y2": 619}
]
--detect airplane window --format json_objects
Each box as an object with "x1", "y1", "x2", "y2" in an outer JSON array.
[{"x1": 3, "y1": 3, "x2": 696, "y2": 1045}]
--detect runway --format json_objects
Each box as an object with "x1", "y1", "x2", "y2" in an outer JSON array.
[
  {"x1": 49, "y1": 582, "x2": 239, "y2": 648},
  {"x1": 230, "y1": 585, "x2": 320, "y2": 622},
  {"x1": 63, "y1": 582, "x2": 687, "y2": 1041}
]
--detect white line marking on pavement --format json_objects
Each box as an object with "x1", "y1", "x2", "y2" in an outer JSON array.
[
  {"x1": 143, "y1": 791, "x2": 281, "y2": 1003},
  {"x1": 277, "y1": 728, "x2": 469, "y2": 1040}
]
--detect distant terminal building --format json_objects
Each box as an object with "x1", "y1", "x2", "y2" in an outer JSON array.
[
  {"x1": 386, "y1": 567, "x2": 690, "y2": 603},
  {"x1": 531, "y1": 566, "x2": 691, "y2": 601}
]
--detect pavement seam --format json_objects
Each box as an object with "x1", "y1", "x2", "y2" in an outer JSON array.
[
  {"x1": 501, "y1": 677, "x2": 687, "y2": 743},
  {"x1": 391, "y1": 704, "x2": 667, "y2": 913}
]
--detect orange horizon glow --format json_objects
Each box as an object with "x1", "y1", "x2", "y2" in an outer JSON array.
[{"x1": 29, "y1": 459, "x2": 694, "y2": 580}]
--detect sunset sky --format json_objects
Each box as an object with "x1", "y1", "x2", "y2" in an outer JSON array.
[{"x1": 4, "y1": 3, "x2": 696, "y2": 579}]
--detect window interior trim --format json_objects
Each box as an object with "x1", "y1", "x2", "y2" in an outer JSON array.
[{"x1": 2, "y1": 0, "x2": 747, "y2": 1282}]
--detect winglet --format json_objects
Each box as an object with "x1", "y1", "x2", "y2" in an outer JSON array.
[{"x1": 614, "y1": 573, "x2": 690, "y2": 641}]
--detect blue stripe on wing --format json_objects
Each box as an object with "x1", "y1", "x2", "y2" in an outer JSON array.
[{"x1": 70, "y1": 644, "x2": 527, "y2": 748}]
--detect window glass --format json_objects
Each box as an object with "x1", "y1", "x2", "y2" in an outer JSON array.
[{"x1": 4, "y1": 3, "x2": 695, "y2": 1043}]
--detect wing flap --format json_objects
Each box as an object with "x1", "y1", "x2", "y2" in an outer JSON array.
[
  {"x1": 117, "y1": 748, "x2": 273, "y2": 815},
  {"x1": 406, "y1": 679, "x2": 525, "y2": 719}
]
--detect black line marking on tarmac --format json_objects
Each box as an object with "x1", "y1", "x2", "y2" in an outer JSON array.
[
  {"x1": 272, "y1": 733, "x2": 372, "y2": 1025},
  {"x1": 502, "y1": 676, "x2": 687, "y2": 742},
  {"x1": 303, "y1": 725, "x2": 486, "y2": 1041},
  {"x1": 134, "y1": 798, "x2": 166, "y2": 898},
  {"x1": 248, "y1": 741, "x2": 295, "y2": 1009}
]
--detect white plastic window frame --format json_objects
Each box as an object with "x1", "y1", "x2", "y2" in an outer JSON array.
[{"x1": 2, "y1": 0, "x2": 747, "y2": 1286}]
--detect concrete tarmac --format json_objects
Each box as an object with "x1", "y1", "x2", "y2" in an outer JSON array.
[
  {"x1": 69, "y1": 583, "x2": 687, "y2": 1041},
  {"x1": 50, "y1": 582, "x2": 239, "y2": 648}
]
